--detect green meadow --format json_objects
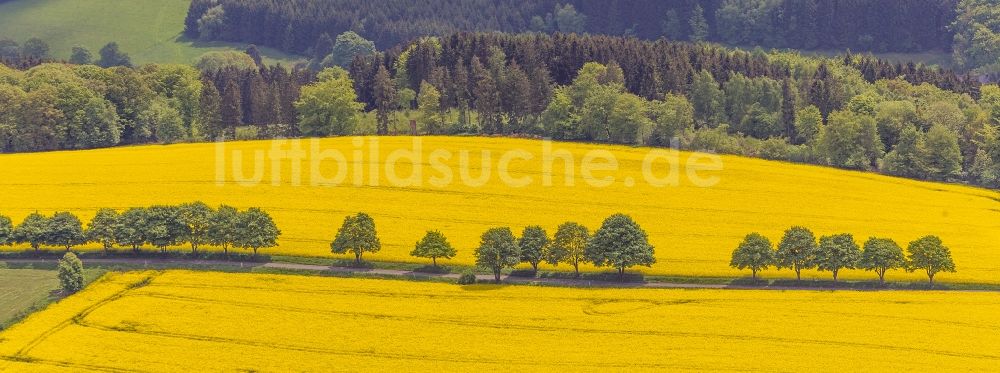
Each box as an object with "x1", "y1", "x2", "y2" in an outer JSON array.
[{"x1": 0, "y1": 0, "x2": 304, "y2": 65}]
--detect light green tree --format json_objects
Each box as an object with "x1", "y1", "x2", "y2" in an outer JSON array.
[
  {"x1": 518, "y1": 226, "x2": 549, "y2": 272},
  {"x1": 145, "y1": 205, "x2": 185, "y2": 253},
  {"x1": 58, "y1": 252, "x2": 84, "y2": 293},
  {"x1": 179, "y1": 201, "x2": 214, "y2": 253},
  {"x1": 923, "y1": 124, "x2": 963, "y2": 181},
  {"x1": 417, "y1": 80, "x2": 443, "y2": 134},
  {"x1": 859, "y1": 237, "x2": 906, "y2": 284},
  {"x1": 115, "y1": 207, "x2": 148, "y2": 252},
  {"x1": 815, "y1": 233, "x2": 861, "y2": 282},
  {"x1": 0, "y1": 215, "x2": 12, "y2": 247},
  {"x1": 295, "y1": 67, "x2": 363, "y2": 136},
  {"x1": 322, "y1": 31, "x2": 376, "y2": 68},
  {"x1": 86, "y1": 208, "x2": 119, "y2": 253},
  {"x1": 906, "y1": 235, "x2": 956, "y2": 285},
  {"x1": 207, "y1": 205, "x2": 239, "y2": 254},
  {"x1": 730, "y1": 233, "x2": 775, "y2": 281},
  {"x1": 474, "y1": 227, "x2": 520, "y2": 283},
  {"x1": 585, "y1": 214, "x2": 656, "y2": 280},
  {"x1": 688, "y1": 4, "x2": 709, "y2": 42},
  {"x1": 411, "y1": 230, "x2": 457, "y2": 268},
  {"x1": 331, "y1": 212, "x2": 380, "y2": 265},
  {"x1": 234, "y1": 207, "x2": 281, "y2": 257},
  {"x1": 46, "y1": 212, "x2": 85, "y2": 251},
  {"x1": 775, "y1": 226, "x2": 817, "y2": 280},
  {"x1": 546, "y1": 222, "x2": 590, "y2": 276}
]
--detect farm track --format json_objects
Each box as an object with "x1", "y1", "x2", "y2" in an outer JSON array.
[{"x1": 3, "y1": 258, "x2": 994, "y2": 292}]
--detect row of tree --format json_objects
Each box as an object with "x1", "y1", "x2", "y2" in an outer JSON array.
[
  {"x1": 329, "y1": 212, "x2": 655, "y2": 282},
  {"x1": 730, "y1": 226, "x2": 957, "y2": 284},
  {"x1": 0, "y1": 203, "x2": 280, "y2": 256},
  {"x1": 183, "y1": 0, "x2": 957, "y2": 54},
  {"x1": 0, "y1": 37, "x2": 133, "y2": 68}
]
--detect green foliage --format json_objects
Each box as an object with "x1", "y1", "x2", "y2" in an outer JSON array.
[
  {"x1": 86, "y1": 208, "x2": 119, "y2": 251},
  {"x1": 233, "y1": 207, "x2": 281, "y2": 256},
  {"x1": 21, "y1": 37, "x2": 49, "y2": 59},
  {"x1": 296, "y1": 67, "x2": 363, "y2": 136},
  {"x1": 138, "y1": 98, "x2": 185, "y2": 144},
  {"x1": 730, "y1": 232, "x2": 774, "y2": 280},
  {"x1": 411, "y1": 230, "x2": 457, "y2": 267},
  {"x1": 818, "y1": 110, "x2": 883, "y2": 170},
  {"x1": 859, "y1": 237, "x2": 906, "y2": 283},
  {"x1": 517, "y1": 226, "x2": 548, "y2": 271},
  {"x1": 196, "y1": 5, "x2": 226, "y2": 41},
  {"x1": 688, "y1": 4, "x2": 709, "y2": 42},
  {"x1": 322, "y1": 31, "x2": 376, "y2": 68},
  {"x1": 906, "y1": 235, "x2": 956, "y2": 284},
  {"x1": 195, "y1": 51, "x2": 257, "y2": 72},
  {"x1": 57, "y1": 252, "x2": 84, "y2": 293},
  {"x1": 0, "y1": 215, "x2": 13, "y2": 246},
  {"x1": 207, "y1": 205, "x2": 239, "y2": 253},
  {"x1": 13, "y1": 212, "x2": 49, "y2": 251},
  {"x1": 546, "y1": 221, "x2": 589, "y2": 276},
  {"x1": 774, "y1": 226, "x2": 817, "y2": 280},
  {"x1": 648, "y1": 94, "x2": 694, "y2": 146},
  {"x1": 144, "y1": 205, "x2": 185, "y2": 252},
  {"x1": 417, "y1": 81, "x2": 443, "y2": 134},
  {"x1": 69, "y1": 45, "x2": 92, "y2": 65},
  {"x1": 553, "y1": 4, "x2": 586, "y2": 33},
  {"x1": 474, "y1": 227, "x2": 520, "y2": 282},
  {"x1": 457, "y1": 270, "x2": 477, "y2": 285},
  {"x1": 179, "y1": 201, "x2": 213, "y2": 252},
  {"x1": 97, "y1": 42, "x2": 131, "y2": 68},
  {"x1": 331, "y1": 212, "x2": 381, "y2": 265},
  {"x1": 115, "y1": 207, "x2": 148, "y2": 251},
  {"x1": 585, "y1": 214, "x2": 655, "y2": 279},
  {"x1": 793, "y1": 106, "x2": 822, "y2": 145},
  {"x1": 923, "y1": 124, "x2": 963, "y2": 181},
  {"x1": 690, "y1": 70, "x2": 724, "y2": 127},
  {"x1": 815, "y1": 233, "x2": 861, "y2": 281},
  {"x1": 951, "y1": 0, "x2": 1000, "y2": 73}
]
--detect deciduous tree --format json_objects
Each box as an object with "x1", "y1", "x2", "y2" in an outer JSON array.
[
  {"x1": 86, "y1": 208, "x2": 119, "y2": 253},
  {"x1": 474, "y1": 227, "x2": 520, "y2": 282},
  {"x1": 859, "y1": 237, "x2": 906, "y2": 284},
  {"x1": 331, "y1": 212, "x2": 380, "y2": 265},
  {"x1": 586, "y1": 214, "x2": 655, "y2": 280},
  {"x1": 730, "y1": 233, "x2": 774, "y2": 281},
  {"x1": 775, "y1": 226, "x2": 817, "y2": 280},
  {"x1": 546, "y1": 222, "x2": 589, "y2": 276},
  {"x1": 410, "y1": 230, "x2": 456, "y2": 267},
  {"x1": 815, "y1": 233, "x2": 861, "y2": 282},
  {"x1": 518, "y1": 226, "x2": 548, "y2": 272},
  {"x1": 906, "y1": 235, "x2": 956, "y2": 285}
]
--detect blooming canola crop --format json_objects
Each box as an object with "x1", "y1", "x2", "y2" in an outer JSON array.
[
  {"x1": 0, "y1": 271, "x2": 998, "y2": 371},
  {"x1": 0, "y1": 136, "x2": 997, "y2": 283}
]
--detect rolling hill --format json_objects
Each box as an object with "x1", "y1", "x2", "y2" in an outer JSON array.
[{"x1": 0, "y1": 137, "x2": 997, "y2": 283}]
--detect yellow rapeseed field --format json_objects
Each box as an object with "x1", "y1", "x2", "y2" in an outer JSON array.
[
  {"x1": 0, "y1": 270, "x2": 998, "y2": 371},
  {"x1": 0, "y1": 136, "x2": 998, "y2": 283}
]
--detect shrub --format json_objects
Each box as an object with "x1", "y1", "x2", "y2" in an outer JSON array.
[
  {"x1": 457, "y1": 271, "x2": 477, "y2": 285},
  {"x1": 58, "y1": 252, "x2": 84, "y2": 293}
]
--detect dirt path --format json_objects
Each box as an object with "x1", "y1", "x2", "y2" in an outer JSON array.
[{"x1": 0, "y1": 258, "x2": 973, "y2": 291}]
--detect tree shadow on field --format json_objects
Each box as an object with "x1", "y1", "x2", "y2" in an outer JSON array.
[{"x1": 458, "y1": 284, "x2": 508, "y2": 291}]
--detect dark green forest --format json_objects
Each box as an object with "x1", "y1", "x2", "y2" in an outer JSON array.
[{"x1": 184, "y1": 0, "x2": 957, "y2": 53}]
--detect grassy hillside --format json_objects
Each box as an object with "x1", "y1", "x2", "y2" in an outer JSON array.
[
  {"x1": 0, "y1": 269, "x2": 58, "y2": 329},
  {"x1": 1, "y1": 270, "x2": 998, "y2": 370},
  {"x1": 0, "y1": 0, "x2": 303, "y2": 65},
  {"x1": 0, "y1": 137, "x2": 997, "y2": 283}
]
